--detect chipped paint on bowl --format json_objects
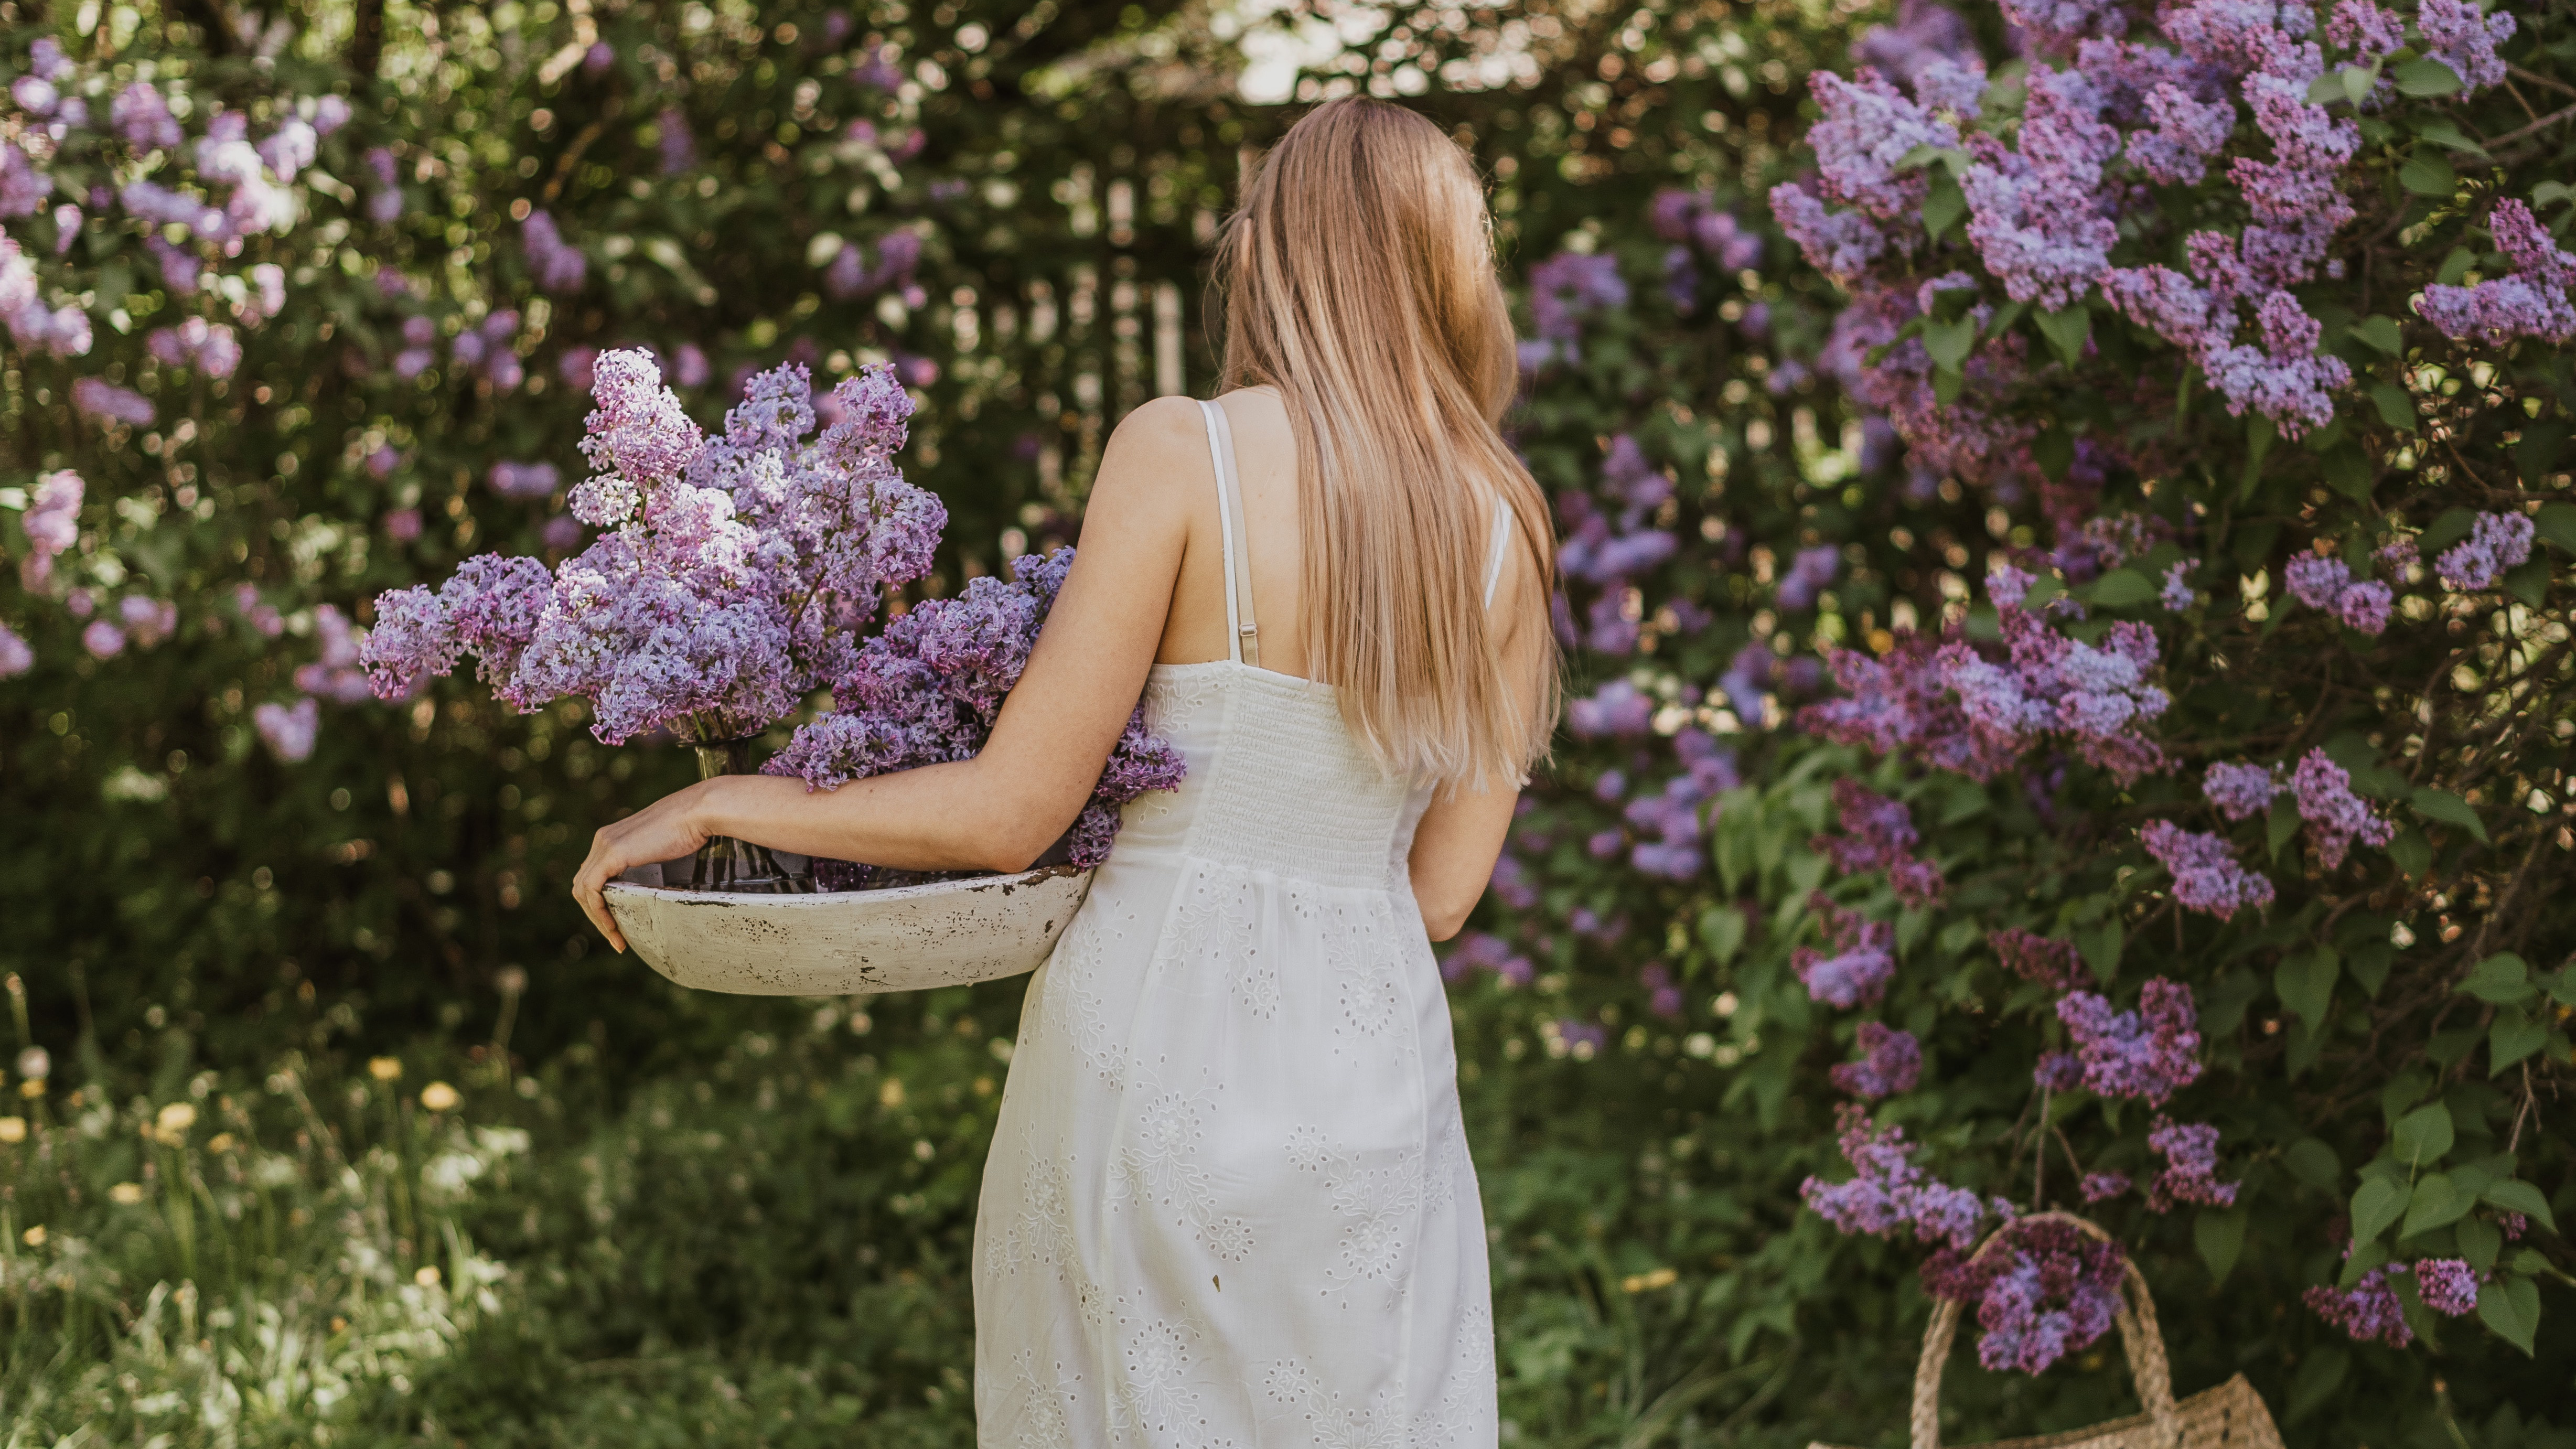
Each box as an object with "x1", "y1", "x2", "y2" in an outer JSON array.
[{"x1": 605, "y1": 865, "x2": 1094, "y2": 995}]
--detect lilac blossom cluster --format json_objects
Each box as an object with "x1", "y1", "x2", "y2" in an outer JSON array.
[
  {"x1": 1795, "y1": 895, "x2": 1897, "y2": 1008},
  {"x1": 1442, "y1": 931, "x2": 1536, "y2": 988},
  {"x1": 2434, "y1": 511, "x2": 2535, "y2": 592},
  {"x1": 398, "y1": 310, "x2": 526, "y2": 389},
  {"x1": 1813, "y1": 779, "x2": 1946, "y2": 907},
  {"x1": 1801, "y1": 1104, "x2": 1998, "y2": 1252},
  {"x1": 362, "y1": 353, "x2": 942, "y2": 747},
  {"x1": 2202, "y1": 760, "x2": 2279, "y2": 820},
  {"x1": 2417, "y1": 200, "x2": 2576, "y2": 347},
  {"x1": 1830, "y1": 1022, "x2": 1924, "y2": 1098},
  {"x1": 2056, "y1": 979, "x2": 2203, "y2": 1103},
  {"x1": 2304, "y1": 1268, "x2": 2412, "y2": 1347},
  {"x1": 2143, "y1": 1115, "x2": 2238, "y2": 1210},
  {"x1": 1802, "y1": 568, "x2": 2170, "y2": 785},
  {"x1": 521, "y1": 211, "x2": 587, "y2": 293},
  {"x1": 1920, "y1": 1218, "x2": 2128, "y2": 1375},
  {"x1": 2291, "y1": 748, "x2": 2393, "y2": 868},
  {"x1": 2141, "y1": 820, "x2": 2276, "y2": 919},
  {"x1": 1521, "y1": 252, "x2": 1628, "y2": 370},
  {"x1": 1556, "y1": 436, "x2": 1681, "y2": 654},
  {"x1": 824, "y1": 230, "x2": 927, "y2": 306},
  {"x1": 2282, "y1": 552, "x2": 2394, "y2": 635},
  {"x1": 1650, "y1": 187, "x2": 1764, "y2": 311},
  {"x1": 1991, "y1": 927, "x2": 2088, "y2": 991},
  {"x1": 763, "y1": 546, "x2": 1185, "y2": 874}
]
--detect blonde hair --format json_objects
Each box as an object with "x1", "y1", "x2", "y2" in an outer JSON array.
[{"x1": 1215, "y1": 97, "x2": 1559, "y2": 787}]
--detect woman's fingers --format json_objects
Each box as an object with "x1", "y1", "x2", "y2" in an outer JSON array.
[{"x1": 572, "y1": 827, "x2": 634, "y2": 953}]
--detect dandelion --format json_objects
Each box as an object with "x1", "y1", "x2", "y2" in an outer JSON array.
[
  {"x1": 369, "y1": 1056, "x2": 403, "y2": 1082},
  {"x1": 13, "y1": 1046, "x2": 47, "y2": 1081},
  {"x1": 155, "y1": 1101, "x2": 198, "y2": 1136},
  {"x1": 0, "y1": 1117, "x2": 25, "y2": 1144},
  {"x1": 20, "y1": 1225, "x2": 43, "y2": 1247},
  {"x1": 109, "y1": 1182, "x2": 146, "y2": 1205},
  {"x1": 420, "y1": 1081, "x2": 460, "y2": 1111}
]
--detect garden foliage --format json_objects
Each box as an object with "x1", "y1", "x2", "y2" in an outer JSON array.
[{"x1": 2, "y1": 0, "x2": 2572, "y2": 1445}]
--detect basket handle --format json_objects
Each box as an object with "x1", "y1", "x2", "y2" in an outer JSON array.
[{"x1": 1906, "y1": 1212, "x2": 2180, "y2": 1449}]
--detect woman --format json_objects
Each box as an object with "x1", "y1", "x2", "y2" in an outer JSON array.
[{"x1": 572, "y1": 96, "x2": 1558, "y2": 1447}]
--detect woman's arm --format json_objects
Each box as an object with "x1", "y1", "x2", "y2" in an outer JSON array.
[
  {"x1": 1406, "y1": 530, "x2": 1553, "y2": 942},
  {"x1": 569, "y1": 395, "x2": 1209, "y2": 950}
]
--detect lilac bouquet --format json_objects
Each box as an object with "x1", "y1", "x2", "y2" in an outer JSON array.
[
  {"x1": 763, "y1": 546, "x2": 1187, "y2": 887},
  {"x1": 359, "y1": 348, "x2": 1182, "y2": 890}
]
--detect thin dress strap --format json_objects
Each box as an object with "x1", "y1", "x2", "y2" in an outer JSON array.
[
  {"x1": 1484, "y1": 493, "x2": 1514, "y2": 609},
  {"x1": 1197, "y1": 399, "x2": 1259, "y2": 667}
]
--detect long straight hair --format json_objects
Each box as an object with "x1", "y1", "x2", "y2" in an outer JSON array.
[{"x1": 1215, "y1": 97, "x2": 1558, "y2": 787}]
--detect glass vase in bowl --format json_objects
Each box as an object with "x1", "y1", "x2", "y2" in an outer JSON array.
[{"x1": 679, "y1": 738, "x2": 811, "y2": 893}]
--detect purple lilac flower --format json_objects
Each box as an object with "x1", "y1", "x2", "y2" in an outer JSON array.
[
  {"x1": 2035, "y1": 1050, "x2": 2086, "y2": 1090},
  {"x1": 1815, "y1": 779, "x2": 1946, "y2": 906},
  {"x1": 2129, "y1": 84, "x2": 2237, "y2": 185},
  {"x1": 1795, "y1": 894, "x2": 1897, "y2": 1008},
  {"x1": 2080, "y1": 1171, "x2": 2131, "y2": 1202},
  {"x1": 113, "y1": 82, "x2": 185, "y2": 150},
  {"x1": 2284, "y1": 553, "x2": 2350, "y2": 609},
  {"x1": 2418, "y1": 200, "x2": 2576, "y2": 347},
  {"x1": 17, "y1": 470, "x2": 83, "y2": 591},
  {"x1": 294, "y1": 605, "x2": 373, "y2": 704},
  {"x1": 257, "y1": 119, "x2": 318, "y2": 181},
  {"x1": 80, "y1": 620, "x2": 125, "y2": 658},
  {"x1": 2203, "y1": 761, "x2": 2279, "y2": 820},
  {"x1": 1922, "y1": 1218, "x2": 2127, "y2": 1375},
  {"x1": 2142, "y1": 820, "x2": 2275, "y2": 918},
  {"x1": 1525, "y1": 251, "x2": 1629, "y2": 365},
  {"x1": 1720, "y1": 643, "x2": 1776, "y2": 722},
  {"x1": 488, "y1": 461, "x2": 561, "y2": 500},
  {"x1": 2291, "y1": 748, "x2": 2394, "y2": 868},
  {"x1": 0, "y1": 624, "x2": 30, "y2": 677},
  {"x1": 1443, "y1": 931, "x2": 1536, "y2": 987},
  {"x1": 118, "y1": 595, "x2": 178, "y2": 648},
  {"x1": 2197, "y1": 291, "x2": 2352, "y2": 438},
  {"x1": 658, "y1": 107, "x2": 698, "y2": 173},
  {"x1": 521, "y1": 210, "x2": 587, "y2": 293},
  {"x1": 2414, "y1": 1258, "x2": 2481, "y2": 1317},
  {"x1": 146, "y1": 317, "x2": 242, "y2": 378},
  {"x1": 1832, "y1": 1022, "x2": 1924, "y2": 1098},
  {"x1": 384, "y1": 508, "x2": 423, "y2": 544},
  {"x1": 313, "y1": 95, "x2": 352, "y2": 135},
  {"x1": 2145, "y1": 1115, "x2": 2239, "y2": 1210},
  {"x1": 2057, "y1": 979, "x2": 2203, "y2": 1103},
  {"x1": 1566, "y1": 679, "x2": 1656, "y2": 739},
  {"x1": 1851, "y1": 0, "x2": 1981, "y2": 92},
  {"x1": 1777, "y1": 545, "x2": 1841, "y2": 609},
  {"x1": 253, "y1": 697, "x2": 320, "y2": 763},
  {"x1": 1802, "y1": 1103, "x2": 1995, "y2": 1251},
  {"x1": 1992, "y1": 928, "x2": 2088, "y2": 991},
  {"x1": 1638, "y1": 962, "x2": 1687, "y2": 1019},
  {"x1": 2327, "y1": 0, "x2": 2407, "y2": 55},
  {"x1": 72, "y1": 378, "x2": 154, "y2": 427},
  {"x1": 233, "y1": 584, "x2": 286, "y2": 638},
  {"x1": 2337, "y1": 582, "x2": 2393, "y2": 634},
  {"x1": 2159, "y1": 562, "x2": 2195, "y2": 611},
  {"x1": 2416, "y1": 0, "x2": 2514, "y2": 91},
  {"x1": 1962, "y1": 69, "x2": 2122, "y2": 310},
  {"x1": 2307, "y1": 1268, "x2": 2412, "y2": 1346},
  {"x1": 2435, "y1": 511, "x2": 2537, "y2": 591}
]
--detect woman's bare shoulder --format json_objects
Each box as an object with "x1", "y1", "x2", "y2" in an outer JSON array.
[{"x1": 1084, "y1": 395, "x2": 1213, "y2": 540}]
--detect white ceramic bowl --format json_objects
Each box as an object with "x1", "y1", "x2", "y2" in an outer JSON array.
[{"x1": 605, "y1": 865, "x2": 1093, "y2": 996}]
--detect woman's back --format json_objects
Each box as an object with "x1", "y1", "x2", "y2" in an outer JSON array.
[{"x1": 970, "y1": 389, "x2": 1502, "y2": 1449}]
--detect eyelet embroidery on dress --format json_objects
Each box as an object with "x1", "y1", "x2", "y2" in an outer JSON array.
[
  {"x1": 1109, "y1": 1300, "x2": 1219, "y2": 1448},
  {"x1": 1038, "y1": 894, "x2": 1138, "y2": 1089},
  {"x1": 1000, "y1": 1350, "x2": 1086, "y2": 1449},
  {"x1": 1284, "y1": 1126, "x2": 1425, "y2": 1307},
  {"x1": 1157, "y1": 863, "x2": 1274, "y2": 1020},
  {"x1": 1324, "y1": 895, "x2": 1407, "y2": 1047},
  {"x1": 990, "y1": 1136, "x2": 1080, "y2": 1280},
  {"x1": 1110, "y1": 1067, "x2": 1255, "y2": 1263},
  {"x1": 1424, "y1": 1112, "x2": 1470, "y2": 1219},
  {"x1": 1261, "y1": 1363, "x2": 1409, "y2": 1449},
  {"x1": 1407, "y1": 1303, "x2": 1499, "y2": 1446}
]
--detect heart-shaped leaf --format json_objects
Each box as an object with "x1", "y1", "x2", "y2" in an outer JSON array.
[
  {"x1": 2455, "y1": 953, "x2": 2532, "y2": 1005},
  {"x1": 2491, "y1": 1007, "x2": 2549, "y2": 1076},
  {"x1": 2277, "y1": 948, "x2": 2340, "y2": 1034},
  {"x1": 2392, "y1": 57, "x2": 2464, "y2": 96},
  {"x1": 2482, "y1": 1178, "x2": 2559, "y2": 1232},
  {"x1": 2411, "y1": 787, "x2": 2488, "y2": 843},
  {"x1": 2197, "y1": 1208, "x2": 2248, "y2": 1285},
  {"x1": 2392, "y1": 1101, "x2": 2454, "y2": 1167},
  {"x1": 2401, "y1": 1171, "x2": 2471, "y2": 1237},
  {"x1": 2350, "y1": 1176, "x2": 2411, "y2": 1246},
  {"x1": 2477, "y1": 1275, "x2": 2540, "y2": 1356}
]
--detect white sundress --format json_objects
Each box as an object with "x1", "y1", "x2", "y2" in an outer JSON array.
[{"x1": 971, "y1": 398, "x2": 1514, "y2": 1448}]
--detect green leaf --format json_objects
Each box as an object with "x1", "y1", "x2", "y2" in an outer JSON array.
[
  {"x1": 2458, "y1": 1218, "x2": 2503, "y2": 1272},
  {"x1": 2351, "y1": 1176, "x2": 2411, "y2": 1246},
  {"x1": 2267, "y1": 796, "x2": 2303, "y2": 863},
  {"x1": 2348, "y1": 941, "x2": 2397, "y2": 998},
  {"x1": 2277, "y1": 948, "x2": 2339, "y2": 1033},
  {"x1": 2435, "y1": 246, "x2": 2478, "y2": 286},
  {"x1": 2088, "y1": 568, "x2": 2158, "y2": 607},
  {"x1": 2306, "y1": 70, "x2": 2348, "y2": 104},
  {"x1": 2392, "y1": 56, "x2": 2464, "y2": 96},
  {"x1": 2537, "y1": 502, "x2": 2576, "y2": 554},
  {"x1": 1923, "y1": 314, "x2": 1977, "y2": 371},
  {"x1": 2287, "y1": 1348, "x2": 2351, "y2": 1425},
  {"x1": 2322, "y1": 445, "x2": 2374, "y2": 501},
  {"x1": 1923, "y1": 167, "x2": 1968, "y2": 243},
  {"x1": 2370, "y1": 383, "x2": 2418, "y2": 431},
  {"x1": 2457, "y1": 952, "x2": 2535, "y2": 1005},
  {"x1": 2034, "y1": 426, "x2": 2076, "y2": 480},
  {"x1": 2421, "y1": 507, "x2": 2478, "y2": 554},
  {"x1": 2350, "y1": 315, "x2": 2405, "y2": 355},
  {"x1": 2392, "y1": 1102, "x2": 2454, "y2": 1167},
  {"x1": 2077, "y1": 918, "x2": 2122, "y2": 985},
  {"x1": 2504, "y1": 559, "x2": 2548, "y2": 608},
  {"x1": 2410, "y1": 786, "x2": 2489, "y2": 843},
  {"x1": 2410, "y1": 118, "x2": 2488, "y2": 155},
  {"x1": 2381, "y1": 1069, "x2": 2434, "y2": 1125},
  {"x1": 2035, "y1": 305, "x2": 2092, "y2": 367},
  {"x1": 2196, "y1": 1207, "x2": 2248, "y2": 1285},
  {"x1": 2477, "y1": 1276, "x2": 2541, "y2": 1356},
  {"x1": 2402, "y1": 1171, "x2": 2471, "y2": 1237},
  {"x1": 1698, "y1": 906, "x2": 1748, "y2": 968},
  {"x1": 2240, "y1": 413, "x2": 2276, "y2": 497},
  {"x1": 2481, "y1": 1179, "x2": 2559, "y2": 1232},
  {"x1": 2521, "y1": 428, "x2": 2570, "y2": 488},
  {"x1": 2398, "y1": 149, "x2": 2456, "y2": 197},
  {"x1": 2387, "y1": 825, "x2": 2432, "y2": 878},
  {"x1": 2286, "y1": 1139, "x2": 2342, "y2": 1194}
]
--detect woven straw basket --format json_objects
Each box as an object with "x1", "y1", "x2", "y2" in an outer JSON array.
[{"x1": 1811, "y1": 1213, "x2": 2285, "y2": 1449}]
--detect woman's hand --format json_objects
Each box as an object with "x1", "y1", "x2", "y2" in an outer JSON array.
[{"x1": 570, "y1": 779, "x2": 717, "y2": 952}]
